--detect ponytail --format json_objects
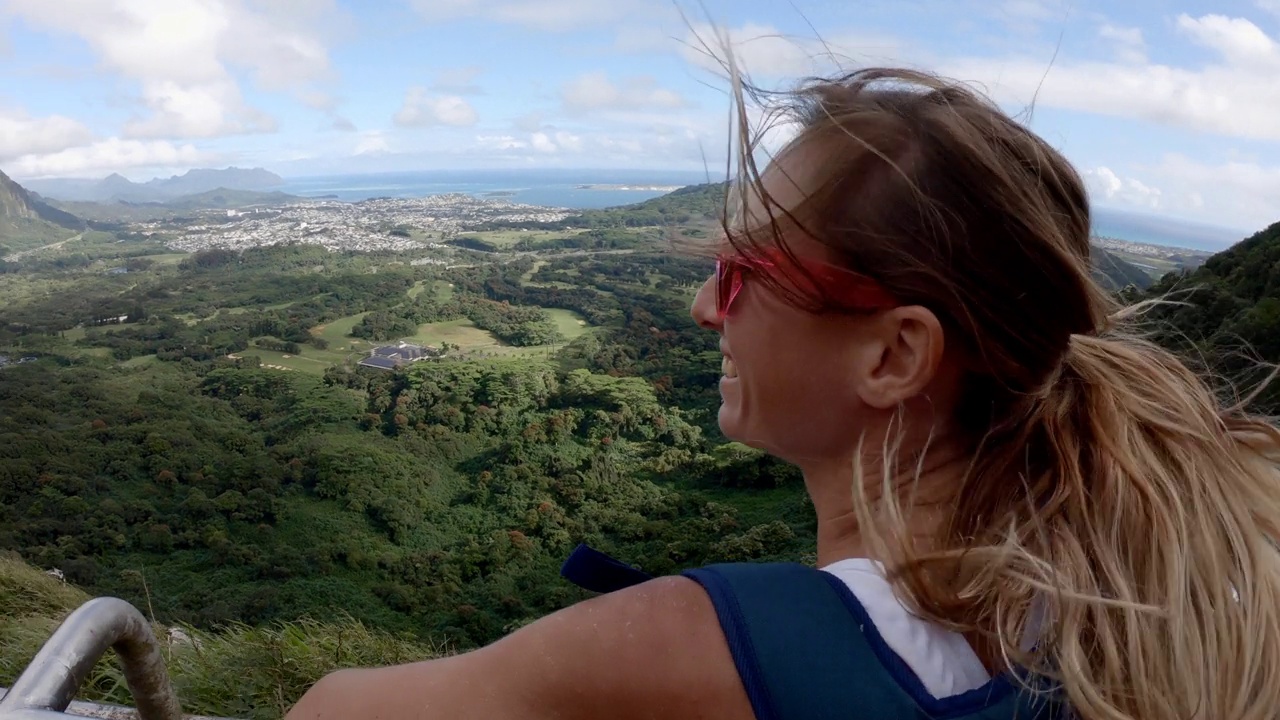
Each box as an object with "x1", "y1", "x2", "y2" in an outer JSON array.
[{"x1": 860, "y1": 324, "x2": 1280, "y2": 719}]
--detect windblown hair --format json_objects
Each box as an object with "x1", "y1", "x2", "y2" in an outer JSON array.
[{"x1": 714, "y1": 57, "x2": 1280, "y2": 719}]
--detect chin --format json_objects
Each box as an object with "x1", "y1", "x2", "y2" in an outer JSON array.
[
  {"x1": 717, "y1": 410, "x2": 764, "y2": 451},
  {"x1": 717, "y1": 405, "x2": 747, "y2": 442}
]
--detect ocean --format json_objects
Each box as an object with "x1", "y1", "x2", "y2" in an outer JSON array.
[
  {"x1": 1090, "y1": 206, "x2": 1246, "y2": 253},
  {"x1": 278, "y1": 170, "x2": 1247, "y2": 253},
  {"x1": 277, "y1": 169, "x2": 717, "y2": 210}
]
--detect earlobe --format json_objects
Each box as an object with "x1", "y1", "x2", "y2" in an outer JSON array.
[{"x1": 854, "y1": 307, "x2": 944, "y2": 409}]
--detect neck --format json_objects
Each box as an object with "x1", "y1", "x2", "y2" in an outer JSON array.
[{"x1": 801, "y1": 439, "x2": 968, "y2": 568}]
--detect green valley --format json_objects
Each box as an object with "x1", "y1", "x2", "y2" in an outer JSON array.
[{"x1": 1, "y1": 176, "x2": 1267, "y2": 719}]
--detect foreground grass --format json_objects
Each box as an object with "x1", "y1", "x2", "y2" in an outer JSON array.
[{"x1": 0, "y1": 554, "x2": 444, "y2": 719}]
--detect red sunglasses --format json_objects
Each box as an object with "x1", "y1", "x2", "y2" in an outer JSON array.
[{"x1": 714, "y1": 248, "x2": 897, "y2": 319}]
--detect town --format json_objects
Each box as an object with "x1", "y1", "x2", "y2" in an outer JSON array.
[{"x1": 144, "y1": 193, "x2": 577, "y2": 254}]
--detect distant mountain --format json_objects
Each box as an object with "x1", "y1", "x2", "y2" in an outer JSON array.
[
  {"x1": 0, "y1": 168, "x2": 85, "y2": 255},
  {"x1": 45, "y1": 188, "x2": 302, "y2": 224},
  {"x1": 23, "y1": 167, "x2": 285, "y2": 204}
]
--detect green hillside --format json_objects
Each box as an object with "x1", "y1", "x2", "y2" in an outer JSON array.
[
  {"x1": 0, "y1": 553, "x2": 440, "y2": 719},
  {"x1": 0, "y1": 168, "x2": 85, "y2": 256},
  {"x1": 569, "y1": 181, "x2": 728, "y2": 227},
  {"x1": 476, "y1": 181, "x2": 728, "y2": 231},
  {"x1": 1139, "y1": 219, "x2": 1280, "y2": 412}
]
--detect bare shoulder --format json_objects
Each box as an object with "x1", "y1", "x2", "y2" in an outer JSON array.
[
  {"x1": 481, "y1": 574, "x2": 753, "y2": 719},
  {"x1": 287, "y1": 575, "x2": 753, "y2": 720}
]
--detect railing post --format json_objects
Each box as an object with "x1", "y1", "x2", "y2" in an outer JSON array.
[{"x1": 0, "y1": 597, "x2": 183, "y2": 720}]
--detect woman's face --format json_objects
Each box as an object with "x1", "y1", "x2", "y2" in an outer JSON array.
[
  {"x1": 689, "y1": 155, "x2": 892, "y2": 468},
  {"x1": 691, "y1": 266, "x2": 873, "y2": 467},
  {"x1": 691, "y1": 138, "x2": 957, "y2": 473}
]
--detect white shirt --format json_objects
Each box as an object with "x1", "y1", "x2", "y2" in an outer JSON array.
[{"x1": 820, "y1": 557, "x2": 993, "y2": 699}]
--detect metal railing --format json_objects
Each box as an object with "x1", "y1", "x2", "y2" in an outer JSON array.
[{"x1": 0, "y1": 597, "x2": 185, "y2": 720}]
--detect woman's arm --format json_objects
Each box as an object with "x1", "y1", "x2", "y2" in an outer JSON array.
[{"x1": 284, "y1": 575, "x2": 752, "y2": 720}]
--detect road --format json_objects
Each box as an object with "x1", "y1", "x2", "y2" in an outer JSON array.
[{"x1": 4, "y1": 232, "x2": 85, "y2": 261}]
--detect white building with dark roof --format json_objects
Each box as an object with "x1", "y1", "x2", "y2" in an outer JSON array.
[{"x1": 358, "y1": 342, "x2": 440, "y2": 371}]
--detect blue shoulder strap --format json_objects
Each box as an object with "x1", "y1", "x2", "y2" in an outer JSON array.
[
  {"x1": 681, "y1": 562, "x2": 1064, "y2": 720},
  {"x1": 560, "y1": 543, "x2": 654, "y2": 593},
  {"x1": 559, "y1": 547, "x2": 1064, "y2": 719}
]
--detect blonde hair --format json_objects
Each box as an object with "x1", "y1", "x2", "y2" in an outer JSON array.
[{"x1": 712, "y1": 52, "x2": 1280, "y2": 718}]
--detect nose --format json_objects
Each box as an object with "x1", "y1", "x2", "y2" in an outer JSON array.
[{"x1": 690, "y1": 273, "x2": 721, "y2": 332}]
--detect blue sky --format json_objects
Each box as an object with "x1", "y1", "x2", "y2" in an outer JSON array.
[{"x1": 1, "y1": 0, "x2": 1278, "y2": 231}]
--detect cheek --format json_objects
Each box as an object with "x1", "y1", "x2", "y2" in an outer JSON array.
[{"x1": 734, "y1": 320, "x2": 863, "y2": 458}]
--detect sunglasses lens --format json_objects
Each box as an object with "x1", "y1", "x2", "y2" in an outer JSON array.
[
  {"x1": 715, "y1": 258, "x2": 726, "y2": 314},
  {"x1": 716, "y1": 257, "x2": 740, "y2": 317}
]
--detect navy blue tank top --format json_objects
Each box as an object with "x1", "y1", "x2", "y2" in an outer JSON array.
[{"x1": 561, "y1": 544, "x2": 1066, "y2": 719}]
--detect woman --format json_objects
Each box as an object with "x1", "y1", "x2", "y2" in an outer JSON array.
[{"x1": 286, "y1": 67, "x2": 1280, "y2": 720}]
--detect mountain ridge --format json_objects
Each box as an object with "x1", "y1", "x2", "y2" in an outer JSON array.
[
  {"x1": 22, "y1": 167, "x2": 285, "y2": 204},
  {"x1": 0, "y1": 168, "x2": 86, "y2": 254}
]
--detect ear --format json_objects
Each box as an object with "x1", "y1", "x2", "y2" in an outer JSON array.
[{"x1": 849, "y1": 306, "x2": 945, "y2": 410}]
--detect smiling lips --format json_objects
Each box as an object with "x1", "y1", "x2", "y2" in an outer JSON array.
[{"x1": 721, "y1": 355, "x2": 738, "y2": 379}]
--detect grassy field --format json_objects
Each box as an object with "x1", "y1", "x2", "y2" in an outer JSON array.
[
  {"x1": 221, "y1": 298, "x2": 317, "y2": 315},
  {"x1": 230, "y1": 304, "x2": 593, "y2": 373},
  {"x1": 121, "y1": 354, "x2": 159, "y2": 368},
  {"x1": 455, "y1": 229, "x2": 587, "y2": 248},
  {"x1": 546, "y1": 308, "x2": 591, "y2": 340},
  {"x1": 404, "y1": 318, "x2": 498, "y2": 349},
  {"x1": 146, "y1": 253, "x2": 190, "y2": 265},
  {"x1": 403, "y1": 309, "x2": 591, "y2": 360},
  {"x1": 313, "y1": 312, "x2": 371, "y2": 348},
  {"x1": 232, "y1": 347, "x2": 333, "y2": 375},
  {"x1": 63, "y1": 322, "x2": 139, "y2": 342}
]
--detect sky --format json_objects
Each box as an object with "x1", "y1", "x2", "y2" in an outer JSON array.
[{"x1": 0, "y1": 0, "x2": 1278, "y2": 232}]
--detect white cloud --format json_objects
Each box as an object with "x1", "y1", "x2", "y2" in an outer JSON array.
[
  {"x1": 393, "y1": 88, "x2": 479, "y2": 127},
  {"x1": 0, "y1": 110, "x2": 96, "y2": 161},
  {"x1": 679, "y1": 22, "x2": 901, "y2": 81},
  {"x1": 675, "y1": 12, "x2": 1280, "y2": 147},
  {"x1": 552, "y1": 131, "x2": 582, "y2": 153},
  {"x1": 123, "y1": 78, "x2": 277, "y2": 138},
  {"x1": 1099, "y1": 23, "x2": 1146, "y2": 63},
  {"x1": 561, "y1": 72, "x2": 686, "y2": 113},
  {"x1": 1259, "y1": 0, "x2": 1280, "y2": 18},
  {"x1": 1, "y1": 0, "x2": 343, "y2": 139},
  {"x1": 941, "y1": 13, "x2": 1280, "y2": 142},
  {"x1": 407, "y1": 0, "x2": 652, "y2": 32},
  {"x1": 476, "y1": 135, "x2": 527, "y2": 151},
  {"x1": 7, "y1": 138, "x2": 212, "y2": 178},
  {"x1": 353, "y1": 131, "x2": 390, "y2": 156},
  {"x1": 530, "y1": 132, "x2": 557, "y2": 153},
  {"x1": 1176, "y1": 13, "x2": 1278, "y2": 68},
  {"x1": 436, "y1": 125, "x2": 714, "y2": 168},
  {"x1": 1138, "y1": 154, "x2": 1280, "y2": 231},
  {"x1": 1084, "y1": 166, "x2": 1163, "y2": 210}
]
